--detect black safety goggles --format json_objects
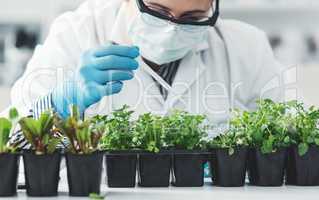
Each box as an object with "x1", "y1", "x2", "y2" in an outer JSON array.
[{"x1": 136, "y1": 0, "x2": 219, "y2": 26}]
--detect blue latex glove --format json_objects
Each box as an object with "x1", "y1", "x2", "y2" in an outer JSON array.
[{"x1": 52, "y1": 44, "x2": 140, "y2": 118}]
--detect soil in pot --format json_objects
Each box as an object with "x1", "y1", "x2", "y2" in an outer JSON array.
[
  {"x1": 0, "y1": 153, "x2": 20, "y2": 196},
  {"x1": 23, "y1": 151, "x2": 61, "y2": 196},
  {"x1": 106, "y1": 151, "x2": 137, "y2": 188},
  {"x1": 210, "y1": 147, "x2": 248, "y2": 187},
  {"x1": 138, "y1": 152, "x2": 171, "y2": 187},
  {"x1": 248, "y1": 148, "x2": 286, "y2": 186},
  {"x1": 66, "y1": 152, "x2": 103, "y2": 196},
  {"x1": 286, "y1": 145, "x2": 319, "y2": 186},
  {"x1": 171, "y1": 151, "x2": 207, "y2": 187}
]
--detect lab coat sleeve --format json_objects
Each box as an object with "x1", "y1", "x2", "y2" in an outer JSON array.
[
  {"x1": 8, "y1": 1, "x2": 103, "y2": 117},
  {"x1": 246, "y1": 31, "x2": 287, "y2": 109},
  {"x1": 6, "y1": 0, "x2": 125, "y2": 118}
]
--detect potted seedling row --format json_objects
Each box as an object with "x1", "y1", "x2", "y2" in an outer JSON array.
[
  {"x1": 4, "y1": 99, "x2": 319, "y2": 195},
  {"x1": 97, "y1": 106, "x2": 137, "y2": 188},
  {"x1": 133, "y1": 113, "x2": 171, "y2": 187},
  {"x1": 19, "y1": 111, "x2": 63, "y2": 197},
  {"x1": 54, "y1": 106, "x2": 103, "y2": 196},
  {"x1": 0, "y1": 108, "x2": 20, "y2": 197},
  {"x1": 286, "y1": 102, "x2": 319, "y2": 186},
  {"x1": 208, "y1": 128, "x2": 249, "y2": 187},
  {"x1": 163, "y1": 111, "x2": 208, "y2": 187},
  {"x1": 244, "y1": 100, "x2": 291, "y2": 186}
]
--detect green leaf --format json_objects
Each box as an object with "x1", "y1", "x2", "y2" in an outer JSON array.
[
  {"x1": 284, "y1": 136, "x2": 290, "y2": 144},
  {"x1": 54, "y1": 108, "x2": 101, "y2": 154},
  {"x1": 261, "y1": 135, "x2": 275, "y2": 154},
  {"x1": 307, "y1": 136, "x2": 314, "y2": 144},
  {"x1": 42, "y1": 134, "x2": 49, "y2": 146},
  {"x1": 19, "y1": 112, "x2": 55, "y2": 154},
  {"x1": 20, "y1": 118, "x2": 41, "y2": 136},
  {"x1": 132, "y1": 112, "x2": 166, "y2": 153},
  {"x1": 228, "y1": 147, "x2": 235, "y2": 156},
  {"x1": 47, "y1": 137, "x2": 62, "y2": 154},
  {"x1": 298, "y1": 143, "x2": 309, "y2": 156},
  {"x1": 9, "y1": 108, "x2": 19, "y2": 121},
  {"x1": 89, "y1": 193, "x2": 105, "y2": 200},
  {"x1": 0, "y1": 118, "x2": 12, "y2": 153},
  {"x1": 70, "y1": 105, "x2": 80, "y2": 120},
  {"x1": 160, "y1": 111, "x2": 207, "y2": 150},
  {"x1": 98, "y1": 106, "x2": 134, "y2": 151},
  {"x1": 21, "y1": 129, "x2": 33, "y2": 145},
  {"x1": 261, "y1": 140, "x2": 273, "y2": 154},
  {"x1": 39, "y1": 112, "x2": 54, "y2": 134}
]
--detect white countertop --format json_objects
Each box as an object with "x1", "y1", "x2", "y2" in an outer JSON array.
[
  {"x1": 12, "y1": 183, "x2": 319, "y2": 200},
  {"x1": 9, "y1": 158, "x2": 319, "y2": 200}
]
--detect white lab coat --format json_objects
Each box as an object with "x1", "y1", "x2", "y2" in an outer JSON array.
[{"x1": 8, "y1": 0, "x2": 285, "y2": 128}]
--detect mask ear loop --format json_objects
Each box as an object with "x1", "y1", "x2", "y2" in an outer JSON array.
[{"x1": 206, "y1": 0, "x2": 215, "y2": 18}]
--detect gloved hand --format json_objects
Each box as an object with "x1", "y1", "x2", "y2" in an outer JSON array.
[{"x1": 52, "y1": 44, "x2": 140, "y2": 118}]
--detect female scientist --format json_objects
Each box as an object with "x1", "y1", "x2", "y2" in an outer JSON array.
[{"x1": 8, "y1": 0, "x2": 284, "y2": 135}]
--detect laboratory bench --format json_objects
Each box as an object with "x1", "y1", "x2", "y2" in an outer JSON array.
[
  {"x1": 10, "y1": 161, "x2": 319, "y2": 200},
  {"x1": 11, "y1": 181, "x2": 319, "y2": 200}
]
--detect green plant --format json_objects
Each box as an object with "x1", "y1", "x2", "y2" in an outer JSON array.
[
  {"x1": 209, "y1": 127, "x2": 249, "y2": 155},
  {"x1": 0, "y1": 108, "x2": 19, "y2": 153},
  {"x1": 89, "y1": 193, "x2": 105, "y2": 200},
  {"x1": 54, "y1": 106, "x2": 102, "y2": 154},
  {"x1": 209, "y1": 99, "x2": 296, "y2": 155},
  {"x1": 132, "y1": 113, "x2": 166, "y2": 153},
  {"x1": 287, "y1": 102, "x2": 319, "y2": 156},
  {"x1": 19, "y1": 110, "x2": 61, "y2": 155},
  {"x1": 163, "y1": 110, "x2": 207, "y2": 150},
  {"x1": 239, "y1": 99, "x2": 292, "y2": 154},
  {"x1": 99, "y1": 105, "x2": 134, "y2": 151}
]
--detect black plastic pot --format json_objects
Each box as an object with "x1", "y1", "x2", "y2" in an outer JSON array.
[
  {"x1": 23, "y1": 151, "x2": 61, "y2": 196},
  {"x1": 248, "y1": 148, "x2": 286, "y2": 186},
  {"x1": 210, "y1": 147, "x2": 248, "y2": 187},
  {"x1": 138, "y1": 152, "x2": 171, "y2": 187},
  {"x1": 0, "y1": 153, "x2": 19, "y2": 196},
  {"x1": 172, "y1": 151, "x2": 207, "y2": 187},
  {"x1": 65, "y1": 152, "x2": 103, "y2": 196},
  {"x1": 286, "y1": 145, "x2": 319, "y2": 186},
  {"x1": 106, "y1": 151, "x2": 137, "y2": 188}
]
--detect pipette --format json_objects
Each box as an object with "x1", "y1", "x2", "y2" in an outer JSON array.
[
  {"x1": 111, "y1": 41, "x2": 174, "y2": 95},
  {"x1": 136, "y1": 57, "x2": 174, "y2": 93}
]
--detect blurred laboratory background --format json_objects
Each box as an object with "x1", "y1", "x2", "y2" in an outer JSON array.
[{"x1": 0, "y1": 0, "x2": 318, "y2": 111}]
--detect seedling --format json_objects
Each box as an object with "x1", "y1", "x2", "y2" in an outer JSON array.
[
  {"x1": 163, "y1": 110, "x2": 207, "y2": 150},
  {"x1": 287, "y1": 101, "x2": 319, "y2": 156},
  {"x1": 54, "y1": 105, "x2": 102, "y2": 154},
  {"x1": 209, "y1": 127, "x2": 249, "y2": 155},
  {"x1": 242, "y1": 99, "x2": 292, "y2": 154},
  {"x1": 99, "y1": 105, "x2": 134, "y2": 151},
  {"x1": 133, "y1": 113, "x2": 166, "y2": 153},
  {"x1": 19, "y1": 110, "x2": 61, "y2": 155},
  {"x1": 0, "y1": 108, "x2": 19, "y2": 153}
]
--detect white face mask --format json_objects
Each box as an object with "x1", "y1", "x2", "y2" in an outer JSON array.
[{"x1": 128, "y1": 13, "x2": 209, "y2": 65}]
